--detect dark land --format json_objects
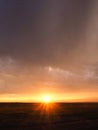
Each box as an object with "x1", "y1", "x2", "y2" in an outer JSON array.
[{"x1": 0, "y1": 103, "x2": 98, "y2": 130}]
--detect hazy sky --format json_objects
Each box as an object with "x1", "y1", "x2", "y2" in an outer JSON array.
[{"x1": 0, "y1": 0, "x2": 98, "y2": 102}]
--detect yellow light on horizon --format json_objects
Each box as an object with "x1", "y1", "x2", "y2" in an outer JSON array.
[{"x1": 43, "y1": 95, "x2": 50, "y2": 103}]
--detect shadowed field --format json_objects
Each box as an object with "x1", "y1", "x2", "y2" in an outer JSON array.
[{"x1": 0, "y1": 103, "x2": 98, "y2": 130}]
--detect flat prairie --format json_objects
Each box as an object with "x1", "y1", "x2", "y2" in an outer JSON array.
[{"x1": 0, "y1": 103, "x2": 98, "y2": 130}]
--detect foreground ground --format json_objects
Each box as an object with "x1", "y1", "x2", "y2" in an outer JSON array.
[{"x1": 0, "y1": 103, "x2": 98, "y2": 130}]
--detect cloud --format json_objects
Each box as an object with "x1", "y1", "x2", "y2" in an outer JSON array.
[
  {"x1": 0, "y1": 1, "x2": 98, "y2": 96},
  {"x1": 0, "y1": 0, "x2": 93, "y2": 68},
  {"x1": 0, "y1": 60, "x2": 98, "y2": 95}
]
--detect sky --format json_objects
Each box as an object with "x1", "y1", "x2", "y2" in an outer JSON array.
[{"x1": 0, "y1": 0, "x2": 98, "y2": 102}]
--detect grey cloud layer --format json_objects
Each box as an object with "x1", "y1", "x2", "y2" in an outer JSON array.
[
  {"x1": 0, "y1": 0, "x2": 96, "y2": 68},
  {"x1": 0, "y1": 1, "x2": 98, "y2": 95}
]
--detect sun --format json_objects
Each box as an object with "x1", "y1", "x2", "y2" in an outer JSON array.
[{"x1": 43, "y1": 95, "x2": 50, "y2": 103}]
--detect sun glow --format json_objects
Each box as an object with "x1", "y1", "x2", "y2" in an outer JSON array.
[{"x1": 43, "y1": 95, "x2": 50, "y2": 103}]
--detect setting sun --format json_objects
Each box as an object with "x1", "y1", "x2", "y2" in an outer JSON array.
[{"x1": 43, "y1": 95, "x2": 50, "y2": 103}]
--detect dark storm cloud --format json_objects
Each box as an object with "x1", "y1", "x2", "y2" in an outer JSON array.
[{"x1": 0, "y1": 0, "x2": 93, "y2": 68}]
